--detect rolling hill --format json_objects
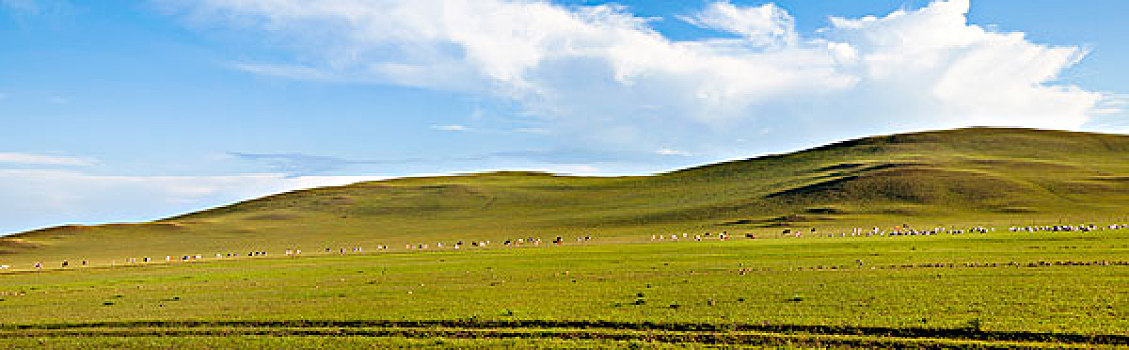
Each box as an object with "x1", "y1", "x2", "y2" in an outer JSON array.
[{"x1": 4, "y1": 127, "x2": 1129, "y2": 265}]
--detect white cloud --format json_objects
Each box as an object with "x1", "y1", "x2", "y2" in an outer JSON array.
[
  {"x1": 0, "y1": 152, "x2": 96, "y2": 166},
  {"x1": 233, "y1": 62, "x2": 339, "y2": 81},
  {"x1": 0, "y1": 170, "x2": 386, "y2": 235},
  {"x1": 547, "y1": 164, "x2": 602, "y2": 175},
  {"x1": 512, "y1": 127, "x2": 548, "y2": 134},
  {"x1": 168, "y1": 0, "x2": 1119, "y2": 157},
  {"x1": 679, "y1": 1, "x2": 796, "y2": 47},
  {"x1": 432, "y1": 124, "x2": 469, "y2": 131},
  {"x1": 656, "y1": 148, "x2": 691, "y2": 156}
]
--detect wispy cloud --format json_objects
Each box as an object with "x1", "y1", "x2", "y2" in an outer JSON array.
[
  {"x1": 1, "y1": 0, "x2": 41, "y2": 13},
  {"x1": 229, "y1": 147, "x2": 696, "y2": 177},
  {"x1": 0, "y1": 169, "x2": 386, "y2": 235},
  {"x1": 678, "y1": 2, "x2": 797, "y2": 47},
  {"x1": 232, "y1": 62, "x2": 341, "y2": 82},
  {"x1": 1, "y1": 0, "x2": 73, "y2": 26},
  {"x1": 0, "y1": 152, "x2": 96, "y2": 166},
  {"x1": 228, "y1": 152, "x2": 412, "y2": 176},
  {"x1": 657, "y1": 148, "x2": 691, "y2": 157},
  {"x1": 432, "y1": 124, "x2": 469, "y2": 132},
  {"x1": 512, "y1": 127, "x2": 548, "y2": 135}
]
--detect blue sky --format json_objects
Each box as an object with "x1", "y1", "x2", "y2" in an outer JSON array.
[{"x1": 1, "y1": 0, "x2": 1126, "y2": 234}]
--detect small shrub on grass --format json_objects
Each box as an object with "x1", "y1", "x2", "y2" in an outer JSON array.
[{"x1": 966, "y1": 318, "x2": 983, "y2": 332}]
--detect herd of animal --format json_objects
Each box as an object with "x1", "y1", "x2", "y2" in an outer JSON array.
[
  {"x1": 3, "y1": 223, "x2": 1126, "y2": 272},
  {"x1": 650, "y1": 223, "x2": 1128, "y2": 241}
]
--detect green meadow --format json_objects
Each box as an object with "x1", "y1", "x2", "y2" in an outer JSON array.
[
  {"x1": 1, "y1": 230, "x2": 1128, "y2": 347},
  {"x1": 2, "y1": 128, "x2": 1129, "y2": 347}
]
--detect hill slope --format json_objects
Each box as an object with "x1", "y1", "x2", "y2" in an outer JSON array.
[{"x1": 5, "y1": 127, "x2": 1129, "y2": 264}]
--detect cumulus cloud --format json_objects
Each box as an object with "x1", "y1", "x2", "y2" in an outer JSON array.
[
  {"x1": 0, "y1": 169, "x2": 386, "y2": 235},
  {"x1": 0, "y1": 152, "x2": 96, "y2": 166},
  {"x1": 165, "y1": 0, "x2": 1118, "y2": 158}
]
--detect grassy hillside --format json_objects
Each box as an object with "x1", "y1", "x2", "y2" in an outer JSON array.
[{"x1": 4, "y1": 127, "x2": 1129, "y2": 266}]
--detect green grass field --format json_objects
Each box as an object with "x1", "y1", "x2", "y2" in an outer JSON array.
[
  {"x1": 2, "y1": 128, "x2": 1129, "y2": 347},
  {"x1": 2, "y1": 229, "x2": 1127, "y2": 347}
]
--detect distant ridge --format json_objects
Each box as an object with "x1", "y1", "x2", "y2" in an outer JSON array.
[{"x1": 6, "y1": 127, "x2": 1129, "y2": 261}]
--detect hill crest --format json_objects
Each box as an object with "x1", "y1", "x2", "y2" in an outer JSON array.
[{"x1": 6, "y1": 127, "x2": 1129, "y2": 259}]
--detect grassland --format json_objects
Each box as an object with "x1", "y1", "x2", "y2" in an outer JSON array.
[
  {"x1": 2, "y1": 229, "x2": 1128, "y2": 347},
  {"x1": 1, "y1": 127, "x2": 1128, "y2": 347}
]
